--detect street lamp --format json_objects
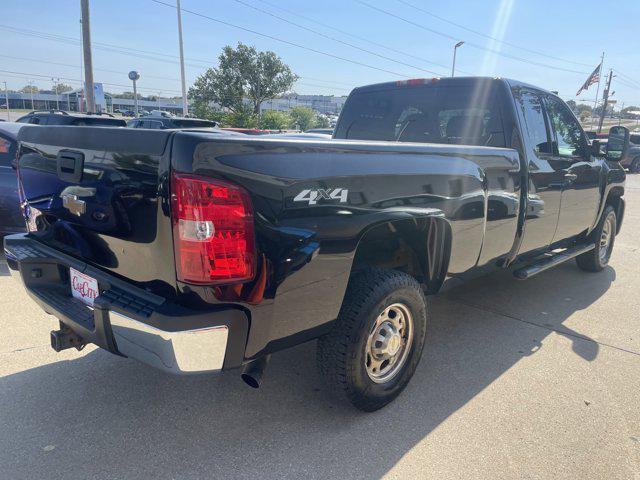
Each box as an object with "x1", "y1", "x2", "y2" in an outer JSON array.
[
  {"x1": 451, "y1": 41, "x2": 465, "y2": 77},
  {"x1": 52, "y1": 77, "x2": 60, "y2": 110},
  {"x1": 128, "y1": 70, "x2": 140, "y2": 117}
]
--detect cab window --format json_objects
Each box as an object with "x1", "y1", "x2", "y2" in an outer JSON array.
[
  {"x1": 544, "y1": 95, "x2": 587, "y2": 159},
  {"x1": 515, "y1": 90, "x2": 551, "y2": 156}
]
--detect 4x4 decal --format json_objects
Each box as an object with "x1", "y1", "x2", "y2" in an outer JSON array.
[{"x1": 293, "y1": 188, "x2": 349, "y2": 205}]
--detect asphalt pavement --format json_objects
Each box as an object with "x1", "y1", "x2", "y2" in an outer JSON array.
[{"x1": 1, "y1": 177, "x2": 639, "y2": 480}]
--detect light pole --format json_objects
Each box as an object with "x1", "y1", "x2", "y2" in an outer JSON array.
[
  {"x1": 176, "y1": 0, "x2": 188, "y2": 116},
  {"x1": 128, "y1": 71, "x2": 140, "y2": 117},
  {"x1": 3, "y1": 81, "x2": 10, "y2": 121},
  {"x1": 451, "y1": 41, "x2": 464, "y2": 77},
  {"x1": 28, "y1": 80, "x2": 35, "y2": 110},
  {"x1": 52, "y1": 77, "x2": 60, "y2": 110}
]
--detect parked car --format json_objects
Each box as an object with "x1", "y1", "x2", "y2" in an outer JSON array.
[
  {"x1": 5, "y1": 77, "x2": 629, "y2": 411},
  {"x1": 305, "y1": 128, "x2": 334, "y2": 135},
  {"x1": 0, "y1": 122, "x2": 26, "y2": 237},
  {"x1": 620, "y1": 133, "x2": 640, "y2": 173},
  {"x1": 220, "y1": 127, "x2": 271, "y2": 135},
  {"x1": 122, "y1": 110, "x2": 136, "y2": 117},
  {"x1": 16, "y1": 110, "x2": 126, "y2": 127},
  {"x1": 127, "y1": 116, "x2": 219, "y2": 129}
]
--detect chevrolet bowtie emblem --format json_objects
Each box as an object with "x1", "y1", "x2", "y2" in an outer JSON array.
[{"x1": 61, "y1": 194, "x2": 86, "y2": 216}]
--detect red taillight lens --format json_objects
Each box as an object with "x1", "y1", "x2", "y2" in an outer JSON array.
[{"x1": 170, "y1": 173, "x2": 255, "y2": 285}]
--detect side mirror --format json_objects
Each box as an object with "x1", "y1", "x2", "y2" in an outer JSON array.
[{"x1": 605, "y1": 126, "x2": 630, "y2": 162}]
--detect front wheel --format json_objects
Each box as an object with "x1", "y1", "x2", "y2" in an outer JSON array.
[
  {"x1": 576, "y1": 205, "x2": 617, "y2": 272},
  {"x1": 317, "y1": 268, "x2": 427, "y2": 411},
  {"x1": 630, "y1": 157, "x2": 640, "y2": 174}
]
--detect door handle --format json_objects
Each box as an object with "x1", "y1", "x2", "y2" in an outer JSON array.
[{"x1": 564, "y1": 173, "x2": 578, "y2": 181}]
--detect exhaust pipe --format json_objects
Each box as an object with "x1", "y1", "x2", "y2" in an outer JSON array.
[{"x1": 241, "y1": 355, "x2": 270, "y2": 389}]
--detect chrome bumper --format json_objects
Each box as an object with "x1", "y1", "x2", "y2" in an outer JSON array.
[
  {"x1": 110, "y1": 312, "x2": 229, "y2": 374},
  {"x1": 4, "y1": 235, "x2": 249, "y2": 375}
]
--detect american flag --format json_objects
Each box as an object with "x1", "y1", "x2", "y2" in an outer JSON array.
[{"x1": 576, "y1": 63, "x2": 602, "y2": 96}]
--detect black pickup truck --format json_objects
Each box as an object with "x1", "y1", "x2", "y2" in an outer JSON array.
[{"x1": 4, "y1": 77, "x2": 630, "y2": 411}]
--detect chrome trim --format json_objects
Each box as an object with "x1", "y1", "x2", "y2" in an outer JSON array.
[{"x1": 109, "y1": 311, "x2": 228, "y2": 374}]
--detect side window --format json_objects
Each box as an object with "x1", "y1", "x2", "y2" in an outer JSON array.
[
  {"x1": 544, "y1": 95, "x2": 587, "y2": 159},
  {"x1": 29, "y1": 115, "x2": 43, "y2": 125},
  {"x1": 0, "y1": 134, "x2": 16, "y2": 167},
  {"x1": 517, "y1": 90, "x2": 551, "y2": 156},
  {"x1": 145, "y1": 120, "x2": 163, "y2": 129}
]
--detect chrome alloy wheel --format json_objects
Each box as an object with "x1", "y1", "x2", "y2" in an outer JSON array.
[
  {"x1": 599, "y1": 213, "x2": 615, "y2": 263},
  {"x1": 365, "y1": 303, "x2": 414, "y2": 384}
]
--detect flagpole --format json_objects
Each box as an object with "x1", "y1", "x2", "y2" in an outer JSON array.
[{"x1": 590, "y1": 51, "x2": 605, "y2": 130}]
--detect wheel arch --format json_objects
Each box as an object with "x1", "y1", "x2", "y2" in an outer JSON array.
[{"x1": 350, "y1": 215, "x2": 452, "y2": 294}]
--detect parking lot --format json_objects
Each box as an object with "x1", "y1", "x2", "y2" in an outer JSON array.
[{"x1": 0, "y1": 177, "x2": 638, "y2": 479}]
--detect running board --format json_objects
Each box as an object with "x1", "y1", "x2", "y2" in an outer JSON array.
[{"x1": 513, "y1": 243, "x2": 596, "y2": 280}]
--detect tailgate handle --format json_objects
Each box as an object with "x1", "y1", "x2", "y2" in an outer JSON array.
[{"x1": 56, "y1": 150, "x2": 84, "y2": 183}]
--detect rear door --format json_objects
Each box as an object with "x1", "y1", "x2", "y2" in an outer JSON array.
[{"x1": 543, "y1": 94, "x2": 601, "y2": 242}]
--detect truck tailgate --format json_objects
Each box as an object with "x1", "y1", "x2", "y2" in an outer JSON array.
[{"x1": 16, "y1": 126, "x2": 177, "y2": 296}]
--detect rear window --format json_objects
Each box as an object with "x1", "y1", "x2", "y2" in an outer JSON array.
[
  {"x1": 335, "y1": 83, "x2": 505, "y2": 147},
  {"x1": 171, "y1": 119, "x2": 216, "y2": 128}
]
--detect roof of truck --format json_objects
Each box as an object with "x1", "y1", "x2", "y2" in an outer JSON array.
[{"x1": 352, "y1": 76, "x2": 553, "y2": 95}]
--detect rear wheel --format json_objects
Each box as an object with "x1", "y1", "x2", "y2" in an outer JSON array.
[
  {"x1": 576, "y1": 205, "x2": 617, "y2": 272},
  {"x1": 317, "y1": 268, "x2": 427, "y2": 411},
  {"x1": 631, "y1": 157, "x2": 640, "y2": 174}
]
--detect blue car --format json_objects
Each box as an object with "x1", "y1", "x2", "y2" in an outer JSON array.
[{"x1": 0, "y1": 122, "x2": 26, "y2": 237}]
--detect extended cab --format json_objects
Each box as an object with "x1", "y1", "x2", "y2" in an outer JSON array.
[{"x1": 4, "y1": 77, "x2": 629, "y2": 411}]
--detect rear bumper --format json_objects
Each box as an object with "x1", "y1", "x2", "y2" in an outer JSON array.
[{"x1": 3, "y1": 234, "x2": 249, "y2": 374}]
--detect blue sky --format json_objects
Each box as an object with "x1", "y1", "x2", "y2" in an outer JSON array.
[{"x1": 2, "y1": 0, "x2": 640, "y2": 106}]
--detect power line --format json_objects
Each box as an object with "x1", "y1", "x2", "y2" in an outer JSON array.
[
  {"x1": 257, "y1": 0, "x2": 467, "y2": 74},
  {"x1": 148, "y1": 0, "x2": 414, "y2": 78},
  {"x1": 355, "y1": 0, "x2": 590, "y2": 75},
  {"x1": 0, "y1": 54, "x2": 181, "y2": 83},
  {"x1": 395, "y1": 0, "x2": 595, "y2": 68},
  {"x1": 1, "y1": 24, "x2": 352, "y2": 95},
  {"x1": 0, "y1": 68, "x2": 183, "y2": 94},
  {"x1": 613, "y1": 70, "x2": 640, "y2": 89},
  {"x1": 232, "y1": 0, "x2": 444, "y2": 76}
]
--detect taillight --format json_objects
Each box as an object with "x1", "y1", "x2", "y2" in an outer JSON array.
[{"x1": 170, "y1": 172, "x2": 255, "y2": 285}]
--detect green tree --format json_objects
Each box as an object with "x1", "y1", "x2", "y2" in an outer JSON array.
[
  {"x1": 566, "y1": 99, "x2": 577, "y2": 112},
  {"x1": 314, "y1": 114, "x2": 330, "y2": 128},
  {"x1": 289, "y1": 106, "x2": 317, "y2": 131},
  {"x1": 20, "y1": 85, "x2": 39, "y2": 94},
  {"x1": 52, "y1": 83, "x2": 73, "y2": 93},
  {"x1": 259, "y1": 109, "x2": 291, "y2": 130},
  {"x1": 224, "y1": 105, "x2": 259, "y2": 128},
  {"x1": 117, "y1": 91, "x2": 142, "y2": 100},
  {"x1": 189, "y1": 42, "x2": 298, "y2": 115}
]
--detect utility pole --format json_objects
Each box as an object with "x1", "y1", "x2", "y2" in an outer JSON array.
[
  {"x1": 451, "y1": 41, "x2": 464, "y2": 77},
  {"x1": 3, "y1": 81, "x2": 10, "y2": 121},
  {"x1": 81, "y1": 0, "x2": 96, "y2": 113},
  {"x1": 597, "y1": 69, "x2": 614, "y2": 134},
  {"x1": 176, "y1": 0, "x2": 188, "y2": 116}
]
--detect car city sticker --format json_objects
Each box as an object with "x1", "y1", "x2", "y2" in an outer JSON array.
[{"x1": 293, "y1": 188, "x2": 349, "y2": 205}]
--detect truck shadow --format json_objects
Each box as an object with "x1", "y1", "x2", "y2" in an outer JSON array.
[{"x1": 0, "y1": 263, "x2": 615, "y2": 479}]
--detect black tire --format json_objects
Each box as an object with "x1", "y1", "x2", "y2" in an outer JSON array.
[
  {"x1": 576, "y1": 205, "x2": 617, "y2": 272},
  {"x1": 316, "y1": 268, "x2": 427, "y2": 411},
  {"x1": 631, "y1": 157, "x2": 640, "y2": 174}
]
